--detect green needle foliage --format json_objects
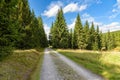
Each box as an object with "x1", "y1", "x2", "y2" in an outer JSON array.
[
  {"x1": 0, "y1": 0, "x2": 19, "y2": 58},
  {"x1": 50, "y1": 8, "x2": 69, "y2": 48},
  {"x1": 49, "y1": 12, "x2": 116, "y2": 50},
  {"x1": 0, "y1": 0, "x2": 47, "y2": 59}
]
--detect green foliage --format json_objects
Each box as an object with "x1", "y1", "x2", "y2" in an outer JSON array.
[
  {"x1": 49, "y1": 13, "x2": 107, "y2": 50},
  {"x1": 49, "y1": 10, "x2": 117, "y2": 50},
  {"x1": 50, "y1": 8, "x2": 69, "y2": 48},
  {"x1": 73, "y1": 14, "x2": 84, "y2": 49},
  {"x1": 83, "y1": 20, "x2": 90, "y2": 49},
  {"x1": 0, "y1": 0, "x2": 19, "y2": 58},
  {"x1": 102, "y1": 31, "x2": 116, "y2": 50},
  {"x1": 14, "y1": 0, "x2": 48, "y2": 49},
  {"x1": 0, "y1": 0, "x2": 48, "y2": 59},
  {"x1": 68, "y1": 29, "x2": 73, "y2": 48}
]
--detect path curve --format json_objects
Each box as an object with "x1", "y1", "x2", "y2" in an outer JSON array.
[{"x1": 40, "y1": 48, "x2": 104, "y2": 80}]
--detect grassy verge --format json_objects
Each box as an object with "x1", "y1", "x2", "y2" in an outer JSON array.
[
  {"x1": 0, "y1": 49, "x2": 44, "y2": 80},
  {"x1": 57, "y1": 49, "x2": 120, "y2": 80},
  {"x1": 29, "y1": 49, "x2": 44, "y2": 80}
]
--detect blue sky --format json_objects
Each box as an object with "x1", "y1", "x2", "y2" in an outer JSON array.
[{"x1": 28, "y1": 0, "x2": 120, "y2": 35}]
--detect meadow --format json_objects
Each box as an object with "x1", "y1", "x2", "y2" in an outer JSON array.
[{"x1": 57, "y1": 49, "x2": 120, "y2": 80}]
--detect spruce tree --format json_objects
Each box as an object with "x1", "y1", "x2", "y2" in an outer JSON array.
[
  {"x1": 51, "y1": 8, "x2": 69, "y2": 48},
  {"x1": 74, "y1": 14, "x2": 84, "y2": 49},
  {"x1": 0, "y1": 0, "x2": 19, "y2": 58},
  {"x1": 83, "y1": 20, "x2": 90, "y2": 49},
  {"x1": 102, "y1": 34, "x2": 107, "y2": 50},
  {"x1": 15, "y1": 0, "x2": 32, "y2": 49},
  {"x1": 49, "y1": 22, "x2": 54, "y2": 46},
  {"x1": 37, "y1": 17, "x2": 48, "y2": 48},
  {"x1": 92, "y1": 26, "x2": 101, "y2": 50},
  {"x1": 89, "y1": 22, "x2": 95, "y2": 50},
  {"x1": 107, "y1": 31, "x2": 115, "y2": 50},
  {"x1": 68, "y1": 29, "x2": 73, "y2": 48}
]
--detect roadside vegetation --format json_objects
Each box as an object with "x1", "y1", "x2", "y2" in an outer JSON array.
[
  {"x1": 0, "y1": 0, "x2": 48, "y2": 60},
  {"x1": 57, "y1": 49, "x2": 120, "y2": 80},
  {"x1": 0, "y1": 49, "x2": 44, "y2": 80}
]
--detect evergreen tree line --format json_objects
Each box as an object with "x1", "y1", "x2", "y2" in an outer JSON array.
[
  {"x1": 102, "y1": 31, "x2": 116, "y2": 50},
  {"x1": 49, "y1": 8, "x2": 116, "y2": 50},
  {"x1": 0, "y1": 0, "x2": 47, "y2": 58}
]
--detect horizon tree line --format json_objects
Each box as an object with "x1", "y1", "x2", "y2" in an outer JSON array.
[{"x1": 49, "y1": 8, "x2": 116, "y2": 50}]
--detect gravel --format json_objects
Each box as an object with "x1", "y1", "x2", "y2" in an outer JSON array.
[{"x1": 40, "y1": 48, "x2": 104, "y2": 80}]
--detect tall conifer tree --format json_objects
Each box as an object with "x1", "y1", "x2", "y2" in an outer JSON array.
[
  {"x1": 74, "y1": 14, "x2": 84, "y2": 49},
  {"x1": 51, "y1": 8, "x2": 69, "y2": 48},
  {"x1": 0, "y1": 0, "x2": 19, "y2": 57},
  {"x1": 83, "y1": 20, "x2": 90, "y2": 49}
]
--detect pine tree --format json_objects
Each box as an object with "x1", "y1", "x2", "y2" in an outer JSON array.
[
  {"x1": 93, "y1": 26, "x2": 101, "y2": 50},
  {"x1": 96, "y1": 26, "x2": 102, "y2": 50},
  {"x1": 107, "y1": 31, "x2": 115, "y2": 50},
  {"x1": 15, "y1": 0, "x2": 32, "y2": 49},
  {"x1": 73, "y1": 14, "x2": 83, "y2": 49},
  {"x1": 50, "y1": 8, "x2": 69, "y2": 48},
  {"x1": 68, "y1": 29, "x2": 73, "y2": 48},
  {"x1": 101, "y1": 34, "x2": 107, "y2": 50},
  {"x1": 83, "y1": 20, "x2": 90, "y2": 49},
  {"x1": 0, "y1": 0, "x2": 19, "y2": 58},
  {"x1": 49, "y1": 22, "x2": 54, "y2": 46},
  {"x1": 37, "y1": 17, "x2": 48, "y2": 48},
  {"x1": 89, "y1": 22, "x2": 95, "y2": 50},
  {"x1": 50, "y1": 22, "x2": 58, "y2": 48}
]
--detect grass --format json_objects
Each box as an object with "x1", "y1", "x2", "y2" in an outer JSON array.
[
  {"x1": 0, "y1": 48, "x2": 44, "y2": 80},
  {"x1": 57, "y1": 49, "x2": 120, "y2": 80},
  {"x1": 29, "y1": 49, "x2": 44, "y2": 80}
]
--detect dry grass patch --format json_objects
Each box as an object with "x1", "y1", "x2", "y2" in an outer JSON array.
[{"x1": 0, "y1": 49, "x2": 44, "y2": 80}]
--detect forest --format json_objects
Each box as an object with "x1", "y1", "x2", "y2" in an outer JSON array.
[
  {"x1": 0, "y1": 0, "x2": 120, "y2": 57},
  {"x1": 0, "y1": 0, "x2": 48, "y2": 59},
  {"x1": 0, "y1": 0, "x2": 120, "y2": 60},
  {"x1": 49, "y1": 8, "x2": 118, "y2": 51}
]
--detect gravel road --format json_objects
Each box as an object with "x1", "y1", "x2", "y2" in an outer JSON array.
[{"x1": 40, "y1": 48, "x2": 104, "y2": 80}]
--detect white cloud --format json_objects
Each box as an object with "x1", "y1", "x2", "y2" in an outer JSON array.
[
  {"x1": 43, "y1": 2, "x2": 87, "y2": 17},
  {"x1": 112, "y1": 9, "x2": 117, "y2": 12},
  {"x1": 109, "y1": 12, "x2": 120, "y2": 19},
  {"x1": 117, "y1": 0, "x2": 120, "y2": 8},
  {"x1": 63, "y1": 3, "x2": 87, "y2": 13},
  {"x1": 42, "y1": 1, "x2": 63, "y2": 17},
  {"x1": 44, "y1": 24, "x2": 50, "y2": 39},
  {"x1": 79, "y1": 5, "x2": 87, "y2": 11},
  {"x1": 63, "y1": 3, "x2": 78, "y2": 13},
  {"x1": 100, "y1": 22, "x2": 120, "y2": 33},
  {"x1": 68, "y1": 18, "x2": 76, "y2": 30},
  {"x1": 81, "y1": 13, "x2": 120, "y2": 32},
  {"x1": 82, "y1": 13, "x2": 102, "y2": 26},
  {"x1": 109, "y1": 0, "x2": 120, "y2": 19}
]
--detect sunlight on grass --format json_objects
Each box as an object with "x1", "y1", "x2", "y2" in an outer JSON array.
[
  {"x1": 100, "y1": 53, "x2": 120, "y2": 66},
  {"x1": 57, "y1": 49, "x2": 120, "y2": 80}
]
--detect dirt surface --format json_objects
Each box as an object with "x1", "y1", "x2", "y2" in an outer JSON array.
[{"x1": 40, "y1": 48, "x2": 104, "y2": 80}]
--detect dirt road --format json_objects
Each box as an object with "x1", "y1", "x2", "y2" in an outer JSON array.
[{"x1": 40, "y1": 48, "x2": 104, "y2": 80}]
